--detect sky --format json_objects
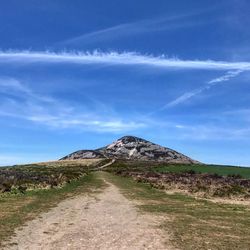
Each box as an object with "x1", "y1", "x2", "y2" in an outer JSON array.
[{"x1": 0, "y1": 0, "x2": 250, "y2": 166}]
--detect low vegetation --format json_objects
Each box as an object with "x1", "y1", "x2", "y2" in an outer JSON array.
[
  {"x1": 105, "y1": 161, "x2": 250, "y2": 198},
  {"x1": 154, "y1": 163, "x2": 250, "y2": 179},
  {"x1": 1, "y1": 158, "x2": 250, "y2": 249},
  {"x1": 101, "y1": 171, "x2": 250, "y2": 250},
  {"x1": 0, "y1": 159, "x2": 102, "y2": 193}
]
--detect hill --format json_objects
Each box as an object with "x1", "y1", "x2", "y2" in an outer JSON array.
[{"x1": 60, "y1": 135, "x2": 199, "y2": 164}]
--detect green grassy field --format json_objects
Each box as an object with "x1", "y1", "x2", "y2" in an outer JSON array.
[
  {"x1": 100, "y1": 171, "x2": 250, "y2": 250},
  {"x1": 154, "y1": 164, "x2": 250, "y2": 179},
  {"x1": 106, "y1": 160, "x2": 250, "y2": 179},
  {"x1": 106, "y1": 161, "x2": 250, "y2": 198}
]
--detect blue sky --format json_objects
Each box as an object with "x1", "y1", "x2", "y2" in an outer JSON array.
[{"x1": 0, "y1": 0, "x2": 250, "y2": 166}]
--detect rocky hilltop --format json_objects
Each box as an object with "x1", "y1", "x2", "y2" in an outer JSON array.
[{"x1": 61, "y1": 136, "x2": 199, "y2": 164}]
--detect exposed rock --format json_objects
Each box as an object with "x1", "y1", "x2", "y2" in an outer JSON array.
[
  {"x1": 60, "y1": 150, "x2": 104, "y2": 160},
  {"x1": 61, "y1": 136, "x2": 199, "y2": 164}
]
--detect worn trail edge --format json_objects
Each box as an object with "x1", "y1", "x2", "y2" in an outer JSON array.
[{"x1": 4, "y1": 174, "x2": 171, "y2": 250}]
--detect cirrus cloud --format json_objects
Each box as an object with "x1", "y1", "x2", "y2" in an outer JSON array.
[{"x1": 0, "y1": 50, "x2": 250, "y2": 71}]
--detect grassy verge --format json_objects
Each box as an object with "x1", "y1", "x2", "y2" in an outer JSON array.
[
  {"x1": 100, "y1": 171, "x2": 250, "y2": 250},
  {"x1": 0, "y1": 159, "x2": 104, "y2": 192},
  {"x1": 154, "y1": 164, "x2": 250, "y2": 179},
  {"x1": 106, "y1": 161, "x2": 250, "y2": 198},
  {"x1": 0, "y1": 172, "x2": 106, "y2": 247},
  {"x1": 106, "y1": 160, "x2": 250, "y2": 179}
]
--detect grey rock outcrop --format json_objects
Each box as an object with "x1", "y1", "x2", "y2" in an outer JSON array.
[
  {"x1": 61, "y1": 136, "x2": 199, "y2": 164},
  {"x1": 60, "y1": 150, "x2": 104, "y2": 160}
]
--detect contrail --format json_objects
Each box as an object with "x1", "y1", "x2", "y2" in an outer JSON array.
[{"x1": 0, "y1": 51, "x2": 250, "y2": 71}]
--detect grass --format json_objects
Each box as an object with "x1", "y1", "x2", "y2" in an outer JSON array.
[
  {"x1": 154, "y1": 164, "x2": 250, "y2": 179},
  {"x1": 1, "y1": 159, "x2": 250, "y2": 249},
  {"x1": 0, "y1": 172, "x2": 106, "y2": 247},
  {"x1": 106, "y1": 161, "x2": 250, "y2": 198},
  {"x1": 0, "y1": 159, "x2": 104, "y2": 192},
  {"x1": 100, "y1": 171, "x2": 250, "y2": 250},
  {"x1": 106, "y1": 160, "x2": 250, "y2": 179}
]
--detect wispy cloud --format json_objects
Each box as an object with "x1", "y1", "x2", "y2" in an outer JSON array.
[
  {"x1": 174, "y1": 123, "x2": 250, "y2": 140},
  {"x1": 137, "y1": 112, "x2": 250, "y2": 141},
  {"x1": 0, "y1": 78, "x2": 54, "y2": 103},
  {"x1": 165, "y1": 70, "x2": 243, "y2": 108},
  {"x1": 25, "y1": 113, "x2": 145, "y2": 132},
  {"x1": 0, "y1": 78, "x2": 145, "y2": 132},
  {"x1": 1, "y1": 51, "x2": 250, "y2": 71},
  {"x1": 0, "y1": 78, "x2": 30, "y2": 93},
  {"x1": 61, "y1": 10, "x2": 212, "y2": 45},
  {"x1": 207, "y1": 70, "x2": 243, "y2": 84}
]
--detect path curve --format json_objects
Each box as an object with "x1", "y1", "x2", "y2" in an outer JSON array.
[
  {"x1": 94, "y1": 159, "x2": 116, "y2": 170},
  {"x1": 4, "y1": 176, "x2": 170, "y2": 250}
]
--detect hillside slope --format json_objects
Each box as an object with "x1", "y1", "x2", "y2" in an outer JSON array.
[{"x1": 61, "y1": 136, "x2": 199, "y2": 164}]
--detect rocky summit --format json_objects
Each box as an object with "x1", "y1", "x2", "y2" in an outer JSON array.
[{"x1": 61, "y1": 136, "x2": 199, "y2": 164}]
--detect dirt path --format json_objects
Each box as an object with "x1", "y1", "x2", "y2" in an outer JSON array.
[
  {"x1": 94, "y1": 159, "x2": 116, "y2": 170},
  {"x1": 5, "y1": 176, "x2": 170, "y2": 250}
]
